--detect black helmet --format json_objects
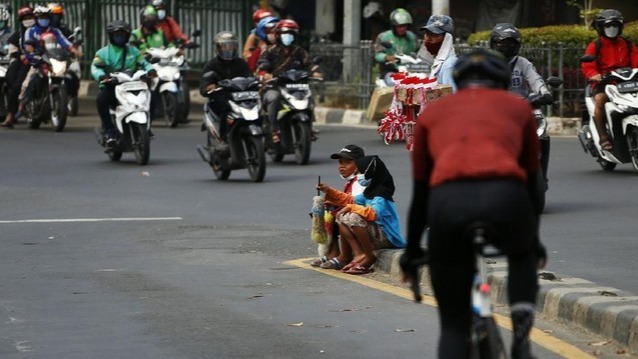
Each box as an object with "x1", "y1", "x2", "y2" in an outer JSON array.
[
  {"x1": 593, "y1": 9, "x2": 623, "y2": 38},
  {"x1": 107, "y1": 20, "x2": 131, "y2": 46},
  {"x1": 453, "y1": 49, "x2": 511, "y2": 90},
  {"x1": 214, "y1": 31, "x2": 238, "y2": 61},
  {"x1": 489, "y1": 23, "x2": 521, "y2": 60}
]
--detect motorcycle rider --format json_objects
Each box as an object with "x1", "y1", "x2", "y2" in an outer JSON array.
[
  {"x1": 19, "y1": 5, "x2": 80, "y2": 118},
  {"x1": 243, "y1": 8, "x2": 273, "y2": 64},
  {"x1": 246, "y1": 15, "x2": 279, "y2": 72},
  {"x1": 199, "y1": 31, "x2": 252, "y2": 150},
  {"x1": 258, "y1": 19, "x2": 322, "y2": 143},
  {"x1": 130, "y1": 5, "x2": 174, "y2": 53},
  {"x1": 373, "y1": 8, "x2": 418, "y2": 86},
  {"x1": 91, "y1": 20, "x2": 155, "y2": 145},
  {"x1": 0, "y1": 3, "x2": 14, "y2": 128},
  {"x1": 1, "y1": 5, "x2": 32, "y2": 128},
  {"x1": 416, "y1": 14, "x2": 457, "y2": 90},
  {"x1": 47, "y1": 3, "x2": 80, "y2": 115},
  {"x1": 581, "y1": 9, "x2": 638, "y2": 151},
  {"x1": 149, "y1": 0, "x2": 189, "y2": 45}
]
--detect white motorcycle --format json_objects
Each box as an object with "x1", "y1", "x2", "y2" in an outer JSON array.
[
  {"x1": 375, "y1": 41, "x2": 429, "y2": 87},
  {"x1": 94, "y1": 70, "x2": 152, "y2": 165},
  {"x1": 67, "y1": 26, "x2": 83, "y2": 117},
  {"x1": 0, "y1": 45, "x2": 10, "y2": 121},
  {"x1": 578, "y1": 54, "x2": 638, "y2": 171},
  {"x1": 146, "y1": 47, "x2": 187, "y2": 128}
]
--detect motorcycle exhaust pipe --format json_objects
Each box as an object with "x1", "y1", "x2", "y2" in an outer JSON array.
[
  {"x1": 196, "y1": 145, "x2": 211, "y2": 163},
  {"x1": 577, "y1": 125, "x2": 598, "y2": 157}
]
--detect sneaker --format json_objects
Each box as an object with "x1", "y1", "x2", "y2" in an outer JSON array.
[
  {"x1": 105, "y1": 129, "x2": 117, "y2": 146},
  {"x1": 216, "y1": 140, "x2": 229, "y2": 153}
]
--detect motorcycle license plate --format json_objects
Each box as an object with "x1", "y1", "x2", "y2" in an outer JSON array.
[
  {"x1": 618, "y1": 82, "x2": 638, "y2": 93},
  {"x1": 405, "y1": 63, "x2": 429, "y2": 73},
  {"x1": 232, "y1": 91, "x2": 259, "y2": 101},
  {"x1": 119, "y1": 81, "x2": 148, "y2": 91},
  {"x1": 285, "y1": 83, "x2": 309, "y2": 90}
]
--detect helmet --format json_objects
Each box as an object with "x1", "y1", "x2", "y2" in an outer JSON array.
[
  {"x1": 140, "y1": 5, "x2": 158, "y2": 27},
  {"x1": 419, "y1": 14, "x2": 454, "y2": 34},
  {"x1": 276, "y1": 19, "x2": 299, "y2": 34},
  {"x1": 489, "y1": 23, "x2": 521, "y2": 60},
  {"x1": 593, "y1": 9, "x2": 623, "y2": 38},
  {"x1": 33, "y1": 5, "x2": 52, "y2": 17},
  {"x1": 18, "y1": 5, "x2": 33, "y2": 20},
  {"x1": 151, "y1": 0, "x2": 165, "y2": 8},
  {"x1": 252, "y1": 8, "x2": 273, "y2": 26},
  {"x1": 256, "y1": 16, "x2": 279, "y2": 41},
  {"x1": 389, "y1": 8, "x2": 412, "y2": 26},
  {"x1": 47, "y1": 3, "x2": 63, "y2": 15},
  {"x1": 0, "y1": 4, "x2": 11, "y2": 22},
  {"x1": 214, "y1": 31, "x2": 239, "y2": 60},
  {"x1": 453, "y1": 49, "x2": 511, "y2": 90},
  {"x1": 107, "y1": 20, "x2": 131, "y2": 46}
]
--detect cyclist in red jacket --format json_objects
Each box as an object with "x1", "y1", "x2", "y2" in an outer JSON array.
[
  {"x1": 581, "y1": 9, "x2": 638, "y2": 151},
  {"x1": 149, "y1": 0, "x2": 189, "y2": 44}
]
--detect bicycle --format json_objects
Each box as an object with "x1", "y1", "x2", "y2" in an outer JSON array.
[{"x1": 405, "y1": 222, "x2": 508, "y2": 359}]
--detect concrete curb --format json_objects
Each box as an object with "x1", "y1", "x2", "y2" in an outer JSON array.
[
  {"x1": 374, "y1": 248, "x2": 638, "y2": 353},
  {"x1": 78, "y1": 84, "x2": 580, "y2": 136}
]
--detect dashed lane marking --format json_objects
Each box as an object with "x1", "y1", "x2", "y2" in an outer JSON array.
[
  {"x1": 284, "y1": 258, "x2": 597, "y2": 359},
  {"x1": 0, "y1": 217, "x2": 183, "y2": 224}
]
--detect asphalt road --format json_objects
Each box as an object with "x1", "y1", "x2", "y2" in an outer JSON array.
[{"x1": 1, "y1": 101, "x2": 636, "y2": 358}]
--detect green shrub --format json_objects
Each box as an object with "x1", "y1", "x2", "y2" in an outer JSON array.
[{"x1": 467, "y1": 21, "x2": 638, "y2": 47}]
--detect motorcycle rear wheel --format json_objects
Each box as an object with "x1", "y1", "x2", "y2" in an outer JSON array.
[
  {"x1": 598, "y1": 158, "x2": 617, "y2": 171},
  {"x1": 245, "y1": 136, "x2": 266, "y2": 182},
  {"x1": 132, "y1": 123, "x2": 150, "y2": 165},
  {"x1": 51, "y1": 86, "x2": 68, "y2": 132},
  {"x1": 162, "y1": 91, "x2": 181, "y2": 128},
  {"x1": 626, "y1": 126, "x2": 638, "y2": 172},
  {"x1": 292, "y1": 121, "x2": 311, "y2": 165}
]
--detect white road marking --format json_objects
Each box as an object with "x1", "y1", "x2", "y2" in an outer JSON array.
[{"x1": 0, "y1": 217, "x2": 183, "y2": 224}]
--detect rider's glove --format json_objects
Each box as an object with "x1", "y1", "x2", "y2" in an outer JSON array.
[
  {"x1": 541, "y1": 93, "x2": 554, "y2": 105},
  {"x1": 399, "y1": 247, "x2": 429, "y2": 302}
]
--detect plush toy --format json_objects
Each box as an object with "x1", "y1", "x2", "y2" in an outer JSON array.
[{"x1": 311, "y1": 195, "x2": 330, "y2": 256}]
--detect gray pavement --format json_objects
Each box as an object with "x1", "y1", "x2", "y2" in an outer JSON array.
[{"x1": 71, "y1": 84, "x2": 638, "y2": 355}]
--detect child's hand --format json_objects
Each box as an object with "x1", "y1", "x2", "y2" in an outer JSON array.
[{"x1": 316, "y1": 183, "x2": 331, "y2": 193}]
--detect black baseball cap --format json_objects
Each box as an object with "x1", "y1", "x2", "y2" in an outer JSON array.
[{"x1": 330, "y1": 145, "x2": 365, "y2": 160}]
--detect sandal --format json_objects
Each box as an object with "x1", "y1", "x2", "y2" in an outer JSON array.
[
  {"x1": 310, "y1": 256, "x2": 328, "y2": 267},
  {"x1": 319, "y1": 258, "x2": 343, "y2": 270},
  {"x1": 272, "y1": 132, "x2": 281, "y2": 144},
  {"x1": 600, "y1": 139, "x2": 613, "y2": 151},
  {"x1": 343, "y1": 264, "x2": 374, "y2": 275}
]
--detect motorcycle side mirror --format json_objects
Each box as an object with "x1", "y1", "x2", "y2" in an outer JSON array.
[
  {"x1": 546, "y1": 76, "x2": 563, "y2": 88},
  {"x1": 580, "y1": 54, "x2": 596, "y2": 63},
  {"x1": 74, "y1": 26, "x2": 82, "y2": 35},
  {"x1": 380, "y1": 41, "x2": 393, "y2": 49},
  {"x1": 192, "y1": 29, "x2": 202, "y2": 37},
  {"x1": 311, "y1": 56, "x2": 322, "y2": 65},
  {"x1": 258, "y1": 62, "x2": 272, "y2": 72},
  {"x1": 149, "y1": 57, "x2": 161, "y2": 64}
]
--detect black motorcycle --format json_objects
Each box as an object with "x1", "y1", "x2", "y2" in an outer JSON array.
[{"x1": 197, "y1": 74, "x2": 266, "y2": 182}]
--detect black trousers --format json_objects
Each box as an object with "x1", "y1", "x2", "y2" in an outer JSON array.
[
  {"x1": 427, "y1": 179, "x2": 539, "y2": 359},
  {"x1": 5, "y1": 60, "x2": 29, "y2": 113}
]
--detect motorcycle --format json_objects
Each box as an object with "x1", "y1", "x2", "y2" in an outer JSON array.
[
  {"x1": 176, "y1": 30, "x2": 201, "y2": 122},
  {"x1": 196, "y1": 74, "x2": 266, "y2": 182},
  {"x1": 146, "y1": 32, "x2": 200, "y2": 128},
  {"x1": 261, "y1": 61, "x2": 323, "y2": 165},
  {"x1": 577, "y1": 54, "x2": 638, "y2": 172},
  {"x1": 24, "y1": 36, "x2": 73, "y2": 132},
  {"x1": 94, "y1": 70, "x2": 153, "y2": 165},
  {"x1": 67, "y1": 26, "x2": 83, "y2": 117},
  {"x1": 513, "y1": 76, "x2": 563, "y2": 213},
  {"x1": 0, "y1": 46, "x2": 10, "y2": 121},
  {"x1": 375, "y1": 41, "x2": 428, "y2": 88}
]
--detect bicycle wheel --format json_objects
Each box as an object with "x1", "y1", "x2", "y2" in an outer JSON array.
[{"x1": 470, "y1": 316, "x2": 507, "y2": 359}]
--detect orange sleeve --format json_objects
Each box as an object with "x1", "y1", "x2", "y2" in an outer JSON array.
[
  {"x1": 345, "y1": 204, "x2": 376, "y2": 222},
  {"x1": 324, "y1": 187, "x2": 354, "y2": 207}
]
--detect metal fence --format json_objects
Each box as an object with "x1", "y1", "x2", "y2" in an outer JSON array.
[
  {"x1": 310, "y1": 40, "x2": 590, "y2": 117},
  {"x1": 8, "y1": 0, "x2": 253, "y2": 76}
]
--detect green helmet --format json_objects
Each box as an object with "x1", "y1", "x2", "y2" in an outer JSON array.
[{"x1": 390, "y1": 8, "x2": 412, "y2": 26}]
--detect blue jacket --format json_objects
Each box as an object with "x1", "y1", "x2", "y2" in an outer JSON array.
[{"x1": 353, "y1": 194, "x2": 406, "y2": 248}]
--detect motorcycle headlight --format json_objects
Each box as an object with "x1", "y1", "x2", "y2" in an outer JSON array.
[
  {"x1": 50, "y1": 59, "x2": 67, "y2": 76},
  {"x1": 173, "y1": 72, "x2": 181, "y2": 80}
]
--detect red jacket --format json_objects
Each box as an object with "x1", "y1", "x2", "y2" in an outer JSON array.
[
  {"x1": 158, "y1": 16, "x2": 188, "y2": 44},
  {"x1": 412, "y1": 88, "x2": 539, "y2": 187},
  {"x1": 581, "y1": 36, "x2": 638, "y2": 80}
]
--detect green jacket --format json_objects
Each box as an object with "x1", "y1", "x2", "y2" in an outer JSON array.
[
  {"x1": 130, "y1": 27, "x2": 174, "y2": 52},
  {"x1": 90, "y1": 44, "x2": 154, "y2": 84},
  {"x1": 374, "y1": 29, "x2": 418, "y2": 76}
]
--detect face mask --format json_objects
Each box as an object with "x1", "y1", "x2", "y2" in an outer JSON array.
[
  {"x1": 157, "y1": 10, "x2": 166, "y2": 20},
  {"x1": 340, "y1": 173, "x2": 356, "y2": 181},
  {"x1": 356, "y1": 173, "x2": 371, "y2": 187},
  {"x1": 280, "y1": 33, "x2": 294, "y2": 46},
  {"x1": 112, "y1": 34, "x2": 128, "y2": 46},
  {"x1": 267, "y1": 34, "x2": 275, "y2": 43},
  {"x1": 37, "y1": 18, "x2": 50, "y2": 28},
  {"x1": 604, "y1": 26, "x2": 619, "y2": 38},
  {"x1": 22, "y1": 19, "x2": 36, "y2": 28}
]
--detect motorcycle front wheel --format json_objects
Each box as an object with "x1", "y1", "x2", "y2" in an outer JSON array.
[
  {"x1": 180, "y1": 84, "x2": 190, "y2": 121},
  {"x1": 68, "y1": 97, "x2": 79, "y2": 116},
  {"x1": 292, "y1": 121, "x2": 311, "y2": 165},
  {"x1": 131, "y1": 123, "x2": 150, "y2": 165},
  {"x1": 244, "y1": 136, "x2": 266, "y2": 183},
  {"x1": 162, "y1": 91, "x2": 181, "y2": 128},
  {"x1": 626, "y1": 126, "x2": 638, "y2": 172},
  {"x1": 51, "y1": 85, "x2": 68, "y2": 132}
]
